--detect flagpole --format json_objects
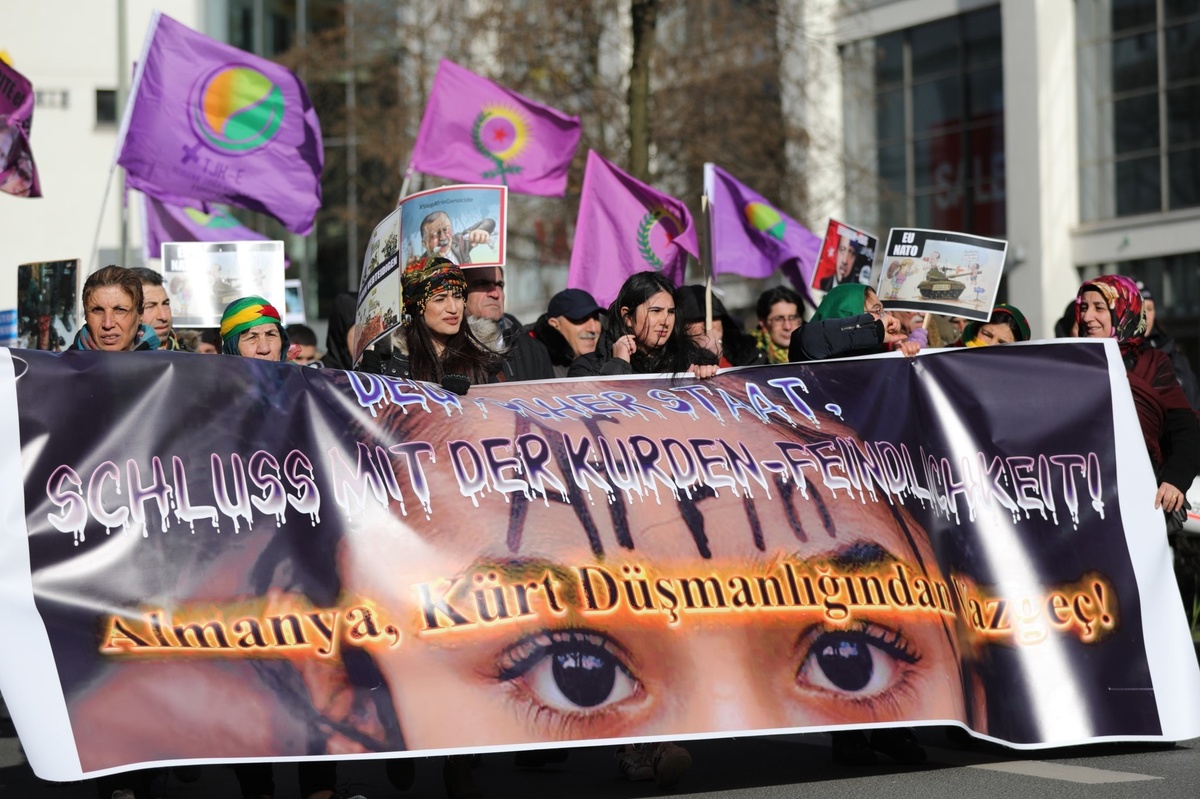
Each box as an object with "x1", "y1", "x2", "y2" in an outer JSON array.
[
  {"x1": 396, "y1": 163, "x2": 414, "y2": 207},
  {"x1": 701, "y1": 192, "x2": 712, "y2": 332},
  {"x1": 87, "y1": 160, "x2": 121, "y2": 274}
]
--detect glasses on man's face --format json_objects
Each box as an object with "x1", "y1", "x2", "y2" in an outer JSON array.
[{"x1": 767, "y1": 314, "x2": 801, "y2": 326}]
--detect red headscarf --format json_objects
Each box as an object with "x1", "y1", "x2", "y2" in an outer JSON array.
[{"x1": 1074, "y1": 274, "x2": 1146, "y2": 354}]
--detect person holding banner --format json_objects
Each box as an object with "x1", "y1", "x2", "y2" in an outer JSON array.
[
  {"x1": 71, "y1": 266, "x2": 160, "y2": 352},
  {"x1": 957, "y1": 304, "x2": 1031, "y2": 347},
  {"x1": 788, "y1": 284, "x2": 920, "y2": 363},
  {"x1": 567, "y1": 272, "x2": 718, "y2": 378},
  {"x1": 1076, "y1": 275, "x2": 1199, "y2": 517},
  {"x1": 754, "y1": 286, "x2": 804, "y2": 365},
  {"x1": 359, "y1": 256, "x2": 505, "y2": 389},
  {"x1": 676, "y1": 285, "x2": 765, "y2": 367},
  {"x1": 219, "y1": 297, "x2": 290, "y2": 361}
]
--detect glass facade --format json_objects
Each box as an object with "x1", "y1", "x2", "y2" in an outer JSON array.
[
  {"x1": 844, "y1": 5, "x2": 1005, "y2": 237},
  {"x1": 1078, "y1": 0, "x2": 1200, "y2": 219}
]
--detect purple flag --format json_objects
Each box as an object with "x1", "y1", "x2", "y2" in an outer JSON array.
[
  {"x1": 141, "y1": 192, "x2": 266, "y2": 260},
  {"x1": 116, "y1": 13, "x2": 323, "y2": 234},
  {"x1": 411, "y1": 59, "x2": 581, "y2": 197},
  {"x1": 0, "y1": 59, "x2": 42, "y2": 198},
  {"x1": 568, "y1": 151, "x2": 698, "y2": 306},
  {"x1": 703, "y1": 163, "x2": 821, "y2": 296}
]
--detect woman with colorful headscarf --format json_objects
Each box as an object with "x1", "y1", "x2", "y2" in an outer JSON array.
[
  {"x1": 219, "y1": 296, "x2": 290, "y2": 361},
  {"x1": 1076, "y1": 274, "x2": 1200, "y2": 515},
  {"x1": 958, "y1": 304, "x2": 1031, "y2": 347},
  {"x1": 789, "y1": 283, "x2": 922, "y2": 362},
  {"x1": 360, "y1": 256, "x2": 505, "y2": 386}
]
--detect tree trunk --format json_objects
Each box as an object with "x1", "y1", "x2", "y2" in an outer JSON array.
[{"x1": 627, "y1": 0, "x2": 658, "y2": 181}]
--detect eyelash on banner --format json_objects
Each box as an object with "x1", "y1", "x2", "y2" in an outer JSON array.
[{"x1": 795, "y1": 620, "x2": 922, "y2": 714}]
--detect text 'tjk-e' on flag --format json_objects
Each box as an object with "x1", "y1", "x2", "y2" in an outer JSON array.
[
  {"x1": 703, "y1": 163, "x2": 821, "y2": 289},
  {"x1": 141, "y1": 192, "x2": 266, "y2": 261},
  {"x1": 116, "y1": 13, "x2": 323, "y2": 235},
  {"x1": 411, "y1": 59, "x2": 581, "y2": 197},
  {"x1": 0, "y1": 58, "x2": 42, "y2": 198},
  {"x1": 569, "y1": 151, "x2": 699, "y2": 306}
]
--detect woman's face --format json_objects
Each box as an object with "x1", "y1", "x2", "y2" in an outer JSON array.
[
  {"x1": 1079, "y1": 290, "x2": 1113, "y2": 339},
  {"x1": 85, "y1": 286, "x2": 141, "y2": 352},
  {"x1": 237, "y1": 324, "x2": 282, "y2": 360},
  {"x1": 623, "y1": 290, "x2": 675, "y2": 351},
  {"x1": 341, "y1": 387, "x2": 966, "y2": 748},
  {"x1": 423, "y1": 289, "x2": 464, "y2": 343},
  {"x1": 974, "y1": 321, "x2": 1015, "y2": 346}
]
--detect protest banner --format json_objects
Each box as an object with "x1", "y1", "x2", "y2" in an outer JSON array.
[
  {"x1": 355, "y1": 185, "x2": 508, "y2": 366},
  {"x1": 877, "y1": 228, "x2": 1007, "y2": 322},
  {"x1": 0, "y1": 341, "x2": 1197, "y2": 781},
  {"x1": 703, "y1": 163, "x2": 821, "y2": 299},
  {"x1": 0, "y1": 58, "x2": 41, "y2": 197},
  {"x1": 140, "y1": 192, "x2": 267, "y2": 261},
  {"x1": 161, "y1": 241, "x2": 285, "y2": 327},
  {"x1": 570, "y1": 150, "x2": 698, "y2": 306},
  {"x1": 16, "y1": 260, "x2": 78, "y2": 351},
  {"x1": 812, "y1": 220, "x2": 878, "y2": 292},
  {"x1": 116, "y1": 13, "x2": 323, "y2": 234},
  {"x1": 410, "y1": 59, "x2": 581, "y2": 197}
]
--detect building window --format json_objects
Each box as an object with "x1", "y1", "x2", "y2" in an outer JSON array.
[
  {"x1": 1078, "y1": 0, "x2": 1200, "y2": 220},
  {"x1": 95, "y1": 89, "x2": 117, "y2": 126},
  {"x1": 843, "y1": 6, "x2": 1005, "y2": 238}
]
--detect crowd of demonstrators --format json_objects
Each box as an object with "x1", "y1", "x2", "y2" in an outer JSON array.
[
  {"x1": 55, "y1": 263, "x2": 1200, "y2": 799},
  {"x1": 527, "y1": 288, "x2": 604, "y2": 377},
  {"x1": 753, "y1": 285, "x2": 803, "y2": 364},
  {"x1": 676, "y1": 284, "x2": 765, "y2": 367}
]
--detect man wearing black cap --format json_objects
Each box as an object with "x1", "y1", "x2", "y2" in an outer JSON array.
[{"x1": 531, "y1": 288, "x2": 605, "y2": 377}]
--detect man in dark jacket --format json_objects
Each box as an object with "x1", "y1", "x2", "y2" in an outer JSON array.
[
  {"x1": 463, "y1": 266, "x2": 554, "y2": 381},
  {"x1": 529, "y1": 288, "x2": 605, "y2": 377}
]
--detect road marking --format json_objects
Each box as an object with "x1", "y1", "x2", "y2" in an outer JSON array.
[{"x1": 969, "y1": 761, "x2": 1160, "y2": 783}]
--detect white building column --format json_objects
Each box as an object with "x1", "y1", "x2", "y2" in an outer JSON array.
[{"x1": 1001, "y1": 0, "x2": 1080, "y2": 338}]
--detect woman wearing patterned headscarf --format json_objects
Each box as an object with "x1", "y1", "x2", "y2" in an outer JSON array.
[
  {"x1": 1076, "y1": 274, "x2": 1200, "y2": 515},
  {"x1": 360, "y1": 256, "x2": 505, "y2": 386},
  {"x1": 219, "y1": 296, "x2": 290, "y2": 361}
]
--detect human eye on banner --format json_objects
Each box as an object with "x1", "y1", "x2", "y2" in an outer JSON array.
[
  {"x1": 4, "y1": 341, "x2": 1198, "y2": 782},
  {"x1": 876, "y1": 228, "x2": 1007, "y2": 323}
]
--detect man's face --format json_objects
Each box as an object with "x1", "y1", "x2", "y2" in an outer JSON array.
[
  {"x1": 293, "y1": 344, "x2": 320, "y2": 365},
  {"x1": 465, "y1": 267, "x2": 505, "y2": 322},
  {"x1": 548, "y1": 313, "x2": 601, "y2": 358},
  {"x1": 836, "y1": 236, "x2": 855, "y2": 278},
  {"x1": 422, "y1": 214, "x2": 454, "y2": 259},
  {"x1": 141, "y1": 284, "x2": 173, "y2": 342},
  {"x1": 1144, "y1": 298, "x2": 1156, "y2": 334},
  {"x1": 760, "y1": 301, "x2": 801, "y2": 349}
]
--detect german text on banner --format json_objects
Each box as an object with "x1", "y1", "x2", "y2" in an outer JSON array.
[
  {"x1": 0, "y1": 58, "x2": 42, "y2": 197},
  {"x1": 0, "y1": 341, "x2": 1198, "y2": 780},
  {"x1": 116, "y1": 13, "x2": 324, "y2": 235},
  {"x1": 410, "y1": 59, "x2": 581, "y2": 197},
  {"x1": 569, "y1": 150, "x2": 699, "y2": 306},
  {"x1": 141, "y1": 192, "x2": 267, "y2": 260},
  {"x1": 703, "y1": 163, "x2": 819, "y2": 291}
]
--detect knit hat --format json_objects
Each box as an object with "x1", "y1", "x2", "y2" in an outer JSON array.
[
  {"x1": 220, "y1": 296, "x2": 289, "y2": 359},
  {"x1": 961, "y1": 303, "x2": 1031, "y2": 345},
  {"x1": 402, "y1": 257, "x2": 467, "y2": 316}
]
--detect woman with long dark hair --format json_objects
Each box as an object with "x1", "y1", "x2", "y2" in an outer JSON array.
[
  {"x1": 567, "y1": 271, "x2": 718, "y2": 378},
  {"x1": 361, "y1": 257, "x2": 506, "y2": 387}
]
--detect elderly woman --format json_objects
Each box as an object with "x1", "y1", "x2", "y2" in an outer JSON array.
[
  {"x1": 72, "y1": 265, "x2": 159, "y2": 352},
  {"x1": 219, "y1": 296, "x2": 290, "y2": 361},
  {"x1": 1076, "y1": 275, "x2": 1200, "y2": 517}
]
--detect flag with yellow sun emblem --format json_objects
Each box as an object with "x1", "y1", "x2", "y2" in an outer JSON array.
[{"x1": 411, "y1": 60, "x2": 581, "y2": 197}]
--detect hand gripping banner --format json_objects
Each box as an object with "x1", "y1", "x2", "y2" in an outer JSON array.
[{"x1": 0, "y1": 340, "x2": 1196, "y2": 780}]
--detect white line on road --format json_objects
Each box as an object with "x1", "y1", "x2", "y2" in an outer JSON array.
[{"x1": 969, "y1": 761, "x2": 1161, "y2": 783}]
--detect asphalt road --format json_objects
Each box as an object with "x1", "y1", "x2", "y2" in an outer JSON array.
[{"x1": 3, "y1": 721, "x2": 1199, "y2": 799}]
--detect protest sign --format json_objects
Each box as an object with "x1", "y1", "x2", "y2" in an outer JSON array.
[
  {"x1": 411, "y1": 59, "x2": 581, "y2": 197},
  {"x1": 812, "y1": 220, "x2": 877, "y2": 292},
  {"x1": 0, "y1": 341, "x2": 1197, "y2": 781},
  {"x1": 355, "y1": 185, "x2": 508, "y2": 366},
  {"x1": 0, "y1": 58, "x2": 41, "y2": 197},
  {"x1": 161, "y1": 241, "x2": 285, "y2": 327},
  {"x1": 16, "y1": 259, "x2": 78, "y2": 351},
  {"x1": 877, "y1": 228, "x2": 1007, "y2": 322},
  {"x1": 283, "y1": 279, "x2": 305, "y2": 324}
]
